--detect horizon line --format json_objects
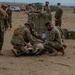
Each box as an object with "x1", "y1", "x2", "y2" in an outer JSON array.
[{"x1": 0, "y1": 1, "x2": 75, "y2": 6}]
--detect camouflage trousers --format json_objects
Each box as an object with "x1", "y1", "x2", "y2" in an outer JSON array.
[
  {"x1": 12, "y1": 44, "x2": 35, "y2": 56},
  {"x1": 4, "y1": 19, "x2": 8, "y2": 31},
  {"x1": 0, "y1": 30, "x2": 4, "y2": 51},
  {"x1": 11, "y1": 42, "x2": 26, "y2": 53},
  {"x1": 55, "y1": 19, "x2": 62, "y2": 27},
  {"x1": 8, "y1": 18, "x2": 12, "y2": 28},
  {"x1": 44, "y1": 40, "x2": 61, "y2": 51},
  {"x1": 12, "y1": 44, "x2": 44, "y2": 56}
]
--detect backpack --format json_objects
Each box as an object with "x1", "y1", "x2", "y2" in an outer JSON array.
[{"x1": 14, "y1": 26, "x2": 24, "y2": 36}]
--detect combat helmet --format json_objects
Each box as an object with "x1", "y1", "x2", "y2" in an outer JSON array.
[{"x1": 25, "y1": 22, "x2": 35, "y2": 29}]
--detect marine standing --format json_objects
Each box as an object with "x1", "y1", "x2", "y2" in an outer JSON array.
[
  {"x1": 6, "y1": 5, "x2": 12, "y2": 29},
  {"x1": 55, "y1": 3, "x2": 63, "y2": 27},
  {"x1": 0, "y1": 3, "x2": 8, "y2": 55}
]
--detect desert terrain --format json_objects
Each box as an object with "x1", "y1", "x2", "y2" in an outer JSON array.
[{"x1": 0, "y1": 7, "x2": 75, "y2": 75}]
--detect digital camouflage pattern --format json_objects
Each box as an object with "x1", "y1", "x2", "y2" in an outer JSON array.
[
  {"x1": 0, "y1": 3, "x2": 9, "y2": 54},
  {"x1": 1, "y1": 3, "x2": 9, "y2": 31},
  {"x1": 45, "y1": 26, "x2": 63, "y2": 50},
  {"x1": 0, "y1": 11, "x2": 4, "y2": 51},
  {"x1": 55, "y1": 8, "x2": 63, "y2": 27},
  {"x1": 0, "y1": 6, "x2": 8, "y2": 52},
  {"x1": 11, "y1": 24, "x2": 43, "y2": 56},
  {"x1": 6, "y1": 6, "x2": 12, "y2": 28}
]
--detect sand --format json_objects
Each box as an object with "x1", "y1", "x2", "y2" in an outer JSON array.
[{"x1": 0, "y1": 8, "x2": 75, "y2": 75}]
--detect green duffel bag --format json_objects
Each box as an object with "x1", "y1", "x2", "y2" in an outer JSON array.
[
  {"x1": 68, "y1": 30, "x2": 75, "y2": 39},
  {"x1": 62, "y1": 29, "x2": 68, "y2": 39}
]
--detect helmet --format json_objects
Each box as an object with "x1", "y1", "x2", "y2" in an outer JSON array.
[{"x1": 25, "y1": 22, "x2": 35, "y2": 29}]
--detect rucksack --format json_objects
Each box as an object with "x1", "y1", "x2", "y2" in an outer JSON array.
[{"x1": 14, "y1": 26, "x2": 24, "y2": 36}]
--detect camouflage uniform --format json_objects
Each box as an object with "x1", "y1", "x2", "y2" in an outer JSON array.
[
  {"x1": 57, "y1": 26, "x2": 67, "y2": 50},
  {"x1": 44, "y1": 26, "x2": 63, "y2": 51},
  {"x1": 11, "y1": 34, "x2": 29, "y2": 56},
  {"x1": 27, "y1": 8, "x2": 34, "y2": 13},
  {"x1": 57, "y1": 26, "x2": 64, "y2": 43},
  {"x1": 27, "y1": 4, "x2": 35, "y2": 13},
  {"x1": 55, "y1": 4, "x2": 63, "y2": 27},
  {"x1": 27, "y1": 4, "x2": 35, "y2": 22},
  {"x1": 1, "y1": 3, "x2": 8, "y2": 31},
  {"x1": 0, "y1": 5, "x2": 7, "y2": 55},
  {"x1": 6, "y1": 5, "x2": 12, "y2": 29},
  {"x1": 44, "y1": 5, "x2": 51, "y2": 14},
  {"x1": 11, "y1": 24, "x2": 43, "y2": 56},
  {"x1": 43, "y1": 1, "x2": 52, "y2": 21},
  {"x1": 0, "y1": 11, "x2": 4, "y2": 52},
  {"x1": 21, "y1": 25, "x2": 43, "y2": 45},
  {"x1": 20, "y1": 27, "x2": 35, "y2": 45}
]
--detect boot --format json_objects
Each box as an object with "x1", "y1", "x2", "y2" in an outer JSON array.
[
  {"x1": 58, "y1": 47, "x2": 65, "y2": 55},
  {"x1": 49, "y1": 49, "x2": 58, "y2": 56},
  {"x1": 63, "y1": 44, "x2": 67, "y2": 49},
  {"x1": 12, "y1": 49, "x2": 19, "y2": 57},
  {"x1": 45, "y1": 46, "x2": 58, "y2": 56}
]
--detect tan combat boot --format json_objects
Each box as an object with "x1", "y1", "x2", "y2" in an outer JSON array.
[
  {"x1": 49, "y1": 49, "x2": 58, "y2": 56},
  {"x1": 12, "y1": 49, "x2": 19, "y2": 57},
  {"x1": 58, "y1": 47, "x2": 65, "y2": 56},
  {"x1": 63, "y1": 44, "x2": 67, "y2": 49}
]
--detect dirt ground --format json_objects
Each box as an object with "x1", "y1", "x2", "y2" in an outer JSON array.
[{"x1": 0, "y1": 8, "x2": 75, "y2": 75}]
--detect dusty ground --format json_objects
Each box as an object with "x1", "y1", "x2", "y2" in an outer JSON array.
[{"x1": 0, "y1": 8, "x2": 75, "y2": 75}]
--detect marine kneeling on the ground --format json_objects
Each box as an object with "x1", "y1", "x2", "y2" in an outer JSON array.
[
  {"x1": 11, "y1": 23, "x2": 44, "y2": 57},
  {"x1": 44, "y1": 21, "x2": 67, "y2": 56}
]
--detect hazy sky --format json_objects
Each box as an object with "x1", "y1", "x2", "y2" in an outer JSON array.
[{"x1": 0, "y1": 0, "x2": 75, "y2": 5}]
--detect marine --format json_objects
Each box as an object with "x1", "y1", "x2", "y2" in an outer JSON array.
[
  {"x1": 0, "y1": 3, "x2": 8, "y2": 55},
  {"x1": 1, "y1": 3, "x2": 8, "y2": 31},
  {"x1": 11, "y1": 23, "x2": 44, "y2": 56},
  {"x1": 44, "y1": 1, "x2": 51, "y2": 14},
  {"x1": 55, "y1": 3, "x2": 63, "y2": 27},
  {"x1": 43, "y1": 1, "x2": 52, "y2": 21},
  {"x1": 44, "y1": 21, "x2": 65, "y2": 56},
  {"x1": 6, "y1": 5, "x2": 12, "y2": 29}
]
